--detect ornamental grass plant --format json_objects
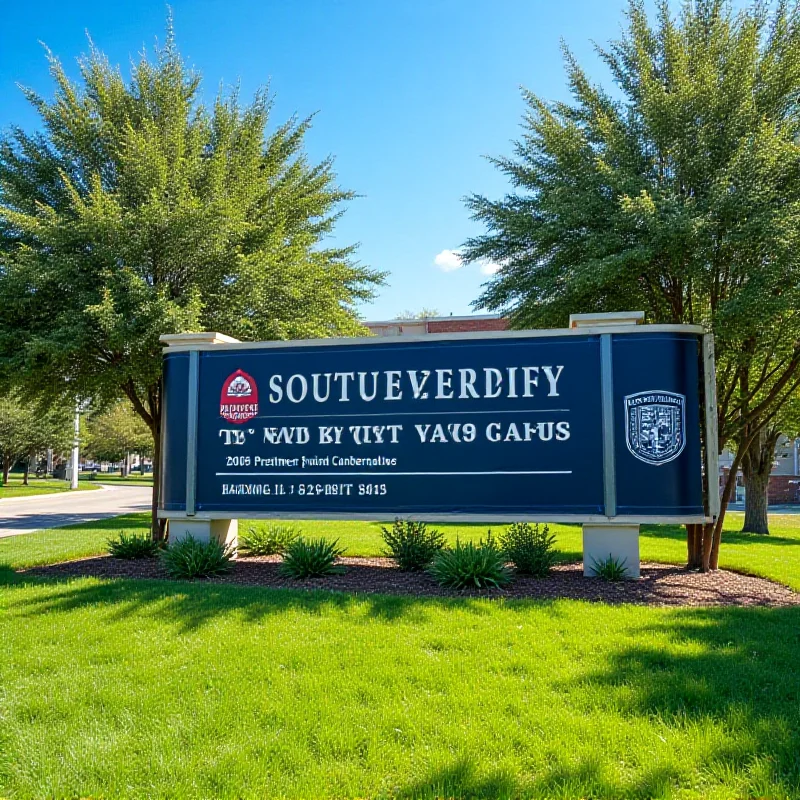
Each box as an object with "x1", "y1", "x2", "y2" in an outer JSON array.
[
  {"x1": 590, "y1": 554, "x2": 630, "y2": 581},
  {"x1": 239, "y1": 523, "x2": 300, "y2": 556},
  {"x1": 500, "y1": 521, "x2": 558, "y2": 576},
  {"x1": 279, "y1": 537, "x2": 345, "y2": 579},
  {"x1": 427, "y1": 534, "x2": 512, "y2": 590},
  {"x1": 381, "y1": 518, "x2": 446, "y2": 570},
  {"x1": 107, "y1": 531, "x2": 162, "y2": 559},
  {"x1": 161, "y1": 536, "x2": 233, "y2": 579}
]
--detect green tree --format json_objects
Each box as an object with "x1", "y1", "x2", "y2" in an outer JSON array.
[
  {"x1": 0, "y1": 21, "x2": 383, "y2": 537},
  {"x1": 0, "y1": 391, "x2": 72, "y2": 484},
  {"x1": 463, "y1": 0, "x2": 800, "y2": 570},
  {"x1": 84, "y1": 401, "x2": 153, "y2": 470},
  {"x1": 0, "y1": 395, "x2": 28, "y2": 485}
]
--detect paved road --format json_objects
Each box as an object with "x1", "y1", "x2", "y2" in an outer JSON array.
[{"x1": 0, "y1": 484, "x2": 152, "y2": 538}]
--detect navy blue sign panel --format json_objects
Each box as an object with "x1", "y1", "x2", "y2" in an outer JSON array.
[
  {"x1": 613, "y1": 334, "x2": 703, "y2": 516},
  {"x1": 160, "y1": 330, "x2": 705, "y2": 519}
]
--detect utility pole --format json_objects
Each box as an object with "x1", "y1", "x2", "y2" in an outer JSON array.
[{"x1": 71, "y1": 403, "x2": 80, "y2": 490}]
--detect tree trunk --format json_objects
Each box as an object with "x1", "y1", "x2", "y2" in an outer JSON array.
[
  {"x1": 702, "y1": 520, "x2": 715, "y2": 572},
  {"x1": 740, "y1": 426, "x2": 779, "y2": 535},
  {"x1": 22, "y1": 451, "x2": 31, "y2": 486},
  {"x1": 686, "y1": 523, "x2": 703, "y2": 569},
  {"x1": 741, "y1": 467, "x2": 770, "y2": 534},
  {"x1": 708, "y1": 444, "x2": 748, "y2": 570},
  {"x1": 686, "y1": 436, "x2": 728, "y2": 572},
  {"x1": 2, "y1": 454, "x2": 10, "y2": 485}
]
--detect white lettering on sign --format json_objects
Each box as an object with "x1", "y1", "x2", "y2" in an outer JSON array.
[
  {"x1": 485, "y1": 421, "x2": 570, "y2": 443},
  {"x1": 263, "y1": 426, "x2": 311, "y2": 445},
  {"x1": 261, "y1": 365, "x2": 565, "y2": 405}
]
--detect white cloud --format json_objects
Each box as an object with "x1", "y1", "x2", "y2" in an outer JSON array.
[
  {"x1": 434, "y1": 249, "x2": 463, "y2": 272},
  {"x1": 434, "y1": 250, "x2": 502, "y2": 276}
]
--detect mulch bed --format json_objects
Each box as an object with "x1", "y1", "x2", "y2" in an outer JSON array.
[{"x1": 20, "y1": 555, "x2": 800, "y2": 607}]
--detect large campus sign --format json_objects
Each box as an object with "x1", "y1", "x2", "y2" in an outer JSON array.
[{"x1": 159, "y1": 322, "x2": 718, "y2": 524}]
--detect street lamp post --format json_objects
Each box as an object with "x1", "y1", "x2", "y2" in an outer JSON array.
[{"x1": 71, "y1": 403, "x2": 80, "y2": 489}]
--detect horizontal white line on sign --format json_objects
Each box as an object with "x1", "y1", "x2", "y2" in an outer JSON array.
[
  {"x1": 252, "y1": 408, "x2": 570, "y2": 420},
  {"x1": 215, "y1": 471, "x2": 573, "y2": 476}
]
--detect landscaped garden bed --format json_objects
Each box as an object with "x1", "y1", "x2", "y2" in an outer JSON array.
[{"x1": 22, "y1": 554, "x2": 800, "y2": 607}]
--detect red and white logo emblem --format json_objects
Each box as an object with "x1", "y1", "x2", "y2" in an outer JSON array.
[{"x1": 220, "y1": 369, "x2": 259, "y2": 424}]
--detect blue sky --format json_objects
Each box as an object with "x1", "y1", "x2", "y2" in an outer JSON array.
[{"x1": 1, "y1": 0, "x2": 647, "y2": 320}]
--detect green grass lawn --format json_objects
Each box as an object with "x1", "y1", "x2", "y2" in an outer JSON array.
[
  {"x1": 0, "y1": 513, "x2": 151, "y2": 569},
  {"x1": 0, "y1": 476, "x2": 99, "y2": 499},
  {"x1": 2, "y1": 577, "x2": 799, "y2": 799},
  {"x1": 2, "y1": 514, "x2": 800, "y2": 798}
]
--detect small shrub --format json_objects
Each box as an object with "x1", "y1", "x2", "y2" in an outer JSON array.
[
  {"x1": 500, "y1": 521, "x2": 558, "y2": 577},
  {"x1": 481, "y1": 529, "x2": 501, "y2": 551},
  {"x1": 107, "y1": 531, "x2": 161, "y2": 559},
  {"x1": 280, "y1": 537, "x2": 345, "y2": 579},
  {"x1": 427, "y1": 537, "x2": 512, "y2": 590},
  {"x1": 590, "y1": 554, "x2": 630, "y2": 581},
  {"x1": 239, "y1": 523, "x2": 300, "y2": 556},
  {"x1": 381, "y1": 518, "x2": 446, "y2": 570},
  {"x1": 161, "y1": 535, "x2": 233, "y2": 579}
]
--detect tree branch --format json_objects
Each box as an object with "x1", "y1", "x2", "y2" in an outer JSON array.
[{"x1": 122, "y1": 379, "x2": 154, "y2": 431}]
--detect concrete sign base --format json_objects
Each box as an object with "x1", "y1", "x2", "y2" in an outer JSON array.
[
  {"x1": 582, "y1": 524, "x2": 640, "y2": 579},
  {"x1": 169, "y1": 517, "x2": 239, "y2": 554}
]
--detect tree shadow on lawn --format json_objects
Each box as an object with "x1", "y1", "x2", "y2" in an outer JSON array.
[
  {"x1": 4, "y1": 573, "x2": 579, "y2": 632},
  {"x1": 391, "y1": 758, "x2": 519, "y2": 800},
  {"x1": 6, "y1": 577, "x2": 800, "y2": 796},
  {"x1": 642, "y1": 522, "x2": 800, "y2": 549},
  {"x1": 391, "y1": 756, "x2": 683, "y2": 800},
  {"x1": 391, "y1": 606, "x2": 800, "y2": 799},
  {"x1": 0, "y1": 563, "x2": 22, "y2": 584},
  {"x1": 0, "y1": 513, "x2": 151, "y2": 561},
  {"x1": 553, "y1": 605, "x2": 800, "y2": 797}
]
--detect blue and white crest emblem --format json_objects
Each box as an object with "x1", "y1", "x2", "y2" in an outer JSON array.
[{"x1": 624, "y1": 391, "x2": 686, "y2": 466}]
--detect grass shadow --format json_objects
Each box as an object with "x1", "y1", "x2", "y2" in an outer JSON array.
[
  {"x1": 392, "y1": 758, "x2": 519, "y2": 799},
  {"x1": 6, "y1": 572, "x2": 800, "y2": 796},
  {"x1": 390, "y1": 755, "x2": 686, "y2": 799},
  {"x1": 4, "y1": 573, "x2": 571, "y2": 632},
  {"x1": 642, "y1": 522, "x2": 800, "y2": 549},
  {"x1": 0, "y1": 563, "x2": 22, "y2": 585},
  {"x1": 562, "y1": 605, "x2": 800, "y2": 796}
]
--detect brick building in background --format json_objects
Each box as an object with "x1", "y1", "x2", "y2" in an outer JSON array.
[
  {"x1": 720, "y1": 437, "x2": 800, "y2": 506},
  {"x1": 365, "y1": 313, "x2": 509, "y2": 337}
]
